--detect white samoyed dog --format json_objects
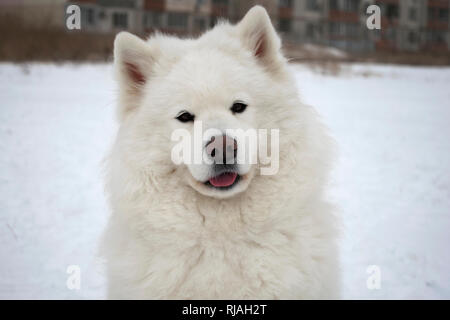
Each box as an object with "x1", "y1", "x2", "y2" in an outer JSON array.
[{"x1": 101, "y1": 6, "x2": 339, "y2": 299}]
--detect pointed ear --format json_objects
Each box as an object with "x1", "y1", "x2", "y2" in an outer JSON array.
[
  {"x1": 114, "y1": 32, "x2": 157, "y2": 120},
  {"x1": 237, "y1": 6, "x2": 282, "y2": 71}
]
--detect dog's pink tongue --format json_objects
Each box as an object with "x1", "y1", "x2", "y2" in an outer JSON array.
[{"x1": 209, "y1": 172, "x2": 237, "y2": 187}]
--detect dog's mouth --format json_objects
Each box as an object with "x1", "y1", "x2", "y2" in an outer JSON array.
[{"x1": 204, "y1": 172, "x2": 240, "y2": 190}]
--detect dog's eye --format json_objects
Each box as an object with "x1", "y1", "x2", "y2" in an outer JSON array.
[
  {"x1": 175, "y1": 111, "x2": 195, "y2": 123},
  {"x1": 230, "y1": 102, "x2": 247, "y2": 114}
]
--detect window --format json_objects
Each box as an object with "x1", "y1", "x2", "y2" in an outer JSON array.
[
  {"x1": 346, "y1": 23, "x2": 359, "y2": 37},
  {"x1": 144, "y1": 11, "x2": 162, "y2": 28},
  {"x1": 306, "y1": 0, "x2": 319, "y2": 11},
  {"x1": 85, "y1": 7, "x2": 95, "y2": 26},
  {"x1": 428, "y1": 8, "x2": 434, "y2": 19},
  {"x1": 304, "y1": 23, "x2": 322, "y2": 40},
  {"x1": 194, "y1": 17, "x2": 206, "y2": 30},
  {"x1": 168, "y1": 12, "x2": 188, "y2": 28},
  {"x1": 386, "y1": 28, "x2": 396, "y2": 41},
  {"x1": 409, "y1": 7, "x2": 417, "y2": 21},
  {"x1": 279, "y1": 0, "x2": 293, "y2": 8},
  {"x1": 210, "y1": 16, "x2": 218, "y2": 28},
  {"x1": 278, "y1": 18, "x2": 291, "y2": 32},
  {"x1": 329, "y1": 22, "x2": 341, "y2": 36},
  {"x1": 306, "y1": 23, "x2": 314, "y2": 39},
  {"x1": 408, "y1": 31, "x2": 417, "y2": 44},
  {"x1": 428, "y1": 31, "x2": 444, "y2": 44},
  {"x1": 329, "y1": 0, "x2": 338, "y2": 10},
  {"x1": 433, "y1": 32, "x2": 445, "y2": 44},
  {"x1": 343, "y1": 0, "x2": 359, "y2": 12},
  {"x1": 386, "y1": 4, "x2": 398, "y2": 19},
  {"x1": 438, "y1": 8, "x2": 449, "y2": 22},
  {"x1": 112, "y1": 12, "x2": 128, "y2": 28}
]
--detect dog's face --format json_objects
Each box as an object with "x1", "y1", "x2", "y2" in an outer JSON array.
[
  {"x1": 163, "y1": 55, "x2": 257, "y2": 198},
  {"x1": 113, "y1": 7, "x2": 288, "y2": 199}
]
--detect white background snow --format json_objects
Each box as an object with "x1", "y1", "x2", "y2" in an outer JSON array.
[{"x1": 0, "y1": 62, "x2": 449, "y2": 299}]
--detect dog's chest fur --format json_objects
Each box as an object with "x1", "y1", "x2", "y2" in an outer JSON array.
[{"x1": 104, "y1": 192, "x2": 337, "y2": 299}]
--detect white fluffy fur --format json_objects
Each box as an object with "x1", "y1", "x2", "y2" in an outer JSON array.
[{"x1": 101, "y1": 6, "x2": 340, "y2": 299}]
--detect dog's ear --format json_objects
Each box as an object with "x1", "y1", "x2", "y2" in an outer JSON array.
[
  {"x1": 114, "y1": 32, "x2": 157, "y2": 121},
  {"x1": 237, "y1": 6, "x2": 282, "y2": 72}
]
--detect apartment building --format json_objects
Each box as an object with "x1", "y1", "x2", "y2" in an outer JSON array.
[
  {"x1": 326, "y1": 0, "x2": 374, "y2": 52},
  {"x1": 3, "y1": 0, "x2": 448, "y2": 52},
  {"x1": 369, "y1": 0, "x2": 449, "y2": 51},
  {"x1": 286, "y1": 0, "x2": 326, "y2": 44},
  {"x1": 74, "y1": 0, "x2": 213, "y2": 35},
  {"x1": 271, "y1": 0, "x2": 449, "y2": 52},
  {"x1": 142, "y1": 0, "x2": 212, "y2": 35},
  {"x1": 425, "y1": 0, "x2": 450, "y2": 51},
  {"x1": 74, "y1": 0, "x2": 144, "y2": 34},
  {"x1": 373, "y1": 0, "x2": 427, "y2": 51}
]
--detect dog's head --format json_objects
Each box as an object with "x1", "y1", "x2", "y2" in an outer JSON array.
[{"x1": 113, "y1": 6, "x2": 294, "y2": 199}]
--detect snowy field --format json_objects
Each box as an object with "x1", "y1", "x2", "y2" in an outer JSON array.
[{"x1": 0, "y1": 62, "x2": 449, "y2": 299}]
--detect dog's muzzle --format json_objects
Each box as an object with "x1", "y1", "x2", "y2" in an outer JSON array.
[{"x1": 204, "y1": 135, "x2": 240, "y2": 188}]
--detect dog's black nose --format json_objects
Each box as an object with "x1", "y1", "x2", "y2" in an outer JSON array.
[{"x1": 206, "y1": 135, "x2": 237, "y2": 164}]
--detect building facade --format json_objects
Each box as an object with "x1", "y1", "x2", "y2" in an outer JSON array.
[
  {"x1": 74, "y1": 0, "x2": 213, "y2": 35},
  {"x1": 3, "y1": 0, "x2": 448, "y2": 52},
  {"x1": 272, "y1": 0, "x2": 449, "y2": 52}
]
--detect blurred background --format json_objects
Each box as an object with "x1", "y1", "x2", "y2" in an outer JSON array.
[
  {"x1": 0, "y1": 0, "x2": 449, "y2": 64},
  {"x1": 0, "y1": 0, "x2": 449, "y2": 299}
]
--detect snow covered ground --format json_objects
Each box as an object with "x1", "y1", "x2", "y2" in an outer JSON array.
[{"x1": 0, "y1": 62, "x2": 449, "y2": 299}]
